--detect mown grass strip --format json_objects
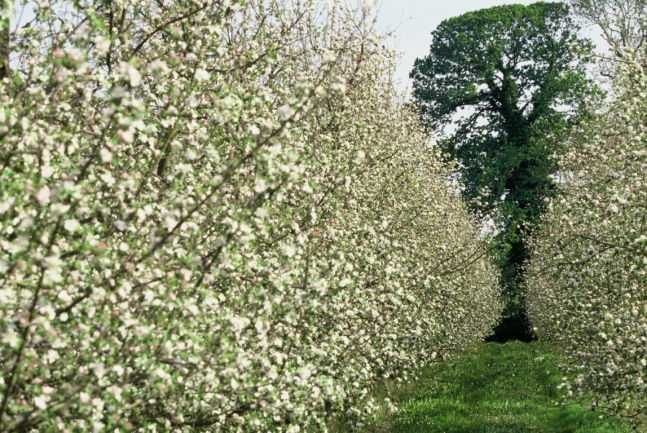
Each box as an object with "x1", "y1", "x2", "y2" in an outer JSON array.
[{"x1": 333, "y1": 342, "x2": 630, "y2": 433}]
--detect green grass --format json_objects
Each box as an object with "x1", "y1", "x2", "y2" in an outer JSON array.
[{"x1": 333, "y1": 342, "x2": 630, "y2": 433}]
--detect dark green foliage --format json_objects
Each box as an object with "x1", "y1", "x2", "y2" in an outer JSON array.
[
  {"x1": 1, "y1": 5, "x2": 8, "y2": 80},
  {"x1": 410, "y1": 2, "x2": 601, "y2": 340}
]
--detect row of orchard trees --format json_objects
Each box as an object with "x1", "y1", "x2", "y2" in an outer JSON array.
[
  {"x1": 0, "y1": 0, "x2": 502, "y2": 431},
  {"x1": 526, "y1": 0, "x2": 647, "y2": 426}
]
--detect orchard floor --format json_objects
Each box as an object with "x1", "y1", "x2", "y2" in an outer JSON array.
[{"x1": 332, "y1": 342, "x2": 630, "y2": 433}]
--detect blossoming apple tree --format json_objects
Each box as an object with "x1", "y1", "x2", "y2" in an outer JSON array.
[
  {"x1": 526, "y1": 52, "x2": 647, "y2": 426},
  {"x1": 0, "y1": 0, "x2": 502, "y2": 431}
]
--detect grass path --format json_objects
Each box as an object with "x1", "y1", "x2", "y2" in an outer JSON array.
[{"x1": 341, "y1": 342, "x2": 630, "y2": 433}]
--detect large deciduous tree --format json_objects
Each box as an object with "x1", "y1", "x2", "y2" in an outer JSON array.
[{"x1": 411, "y1": 2, "x2": 600, "y2": 341}]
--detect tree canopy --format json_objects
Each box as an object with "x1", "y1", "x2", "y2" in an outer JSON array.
[{"x1": 411, "y1": 2, "x2": 600, "y2": 340}]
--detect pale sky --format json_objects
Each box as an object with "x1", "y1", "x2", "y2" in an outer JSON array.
[{"x1": 373, "y1": 0, "x2": 606, "y2": 93}]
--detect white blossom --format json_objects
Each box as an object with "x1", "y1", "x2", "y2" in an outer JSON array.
[
  {"x1": 36, "y1": 186, "x2": 51, "y2": 204},
  {"x1": 63, "y1": 219, "x2": 81, "y2": 233},
  {"x1": 119, "y1": 62, "x2": 142, "y2": 87},
  {"x1": 34, "y1": 395, "x2": 49, "y2": 410}
]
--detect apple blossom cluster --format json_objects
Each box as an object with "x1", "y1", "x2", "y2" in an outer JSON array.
[
  {"x1": 526, "y1": 54, "x2": 647, "y2": 425},
  {"x1": 0, "y1": 0, "x2": 502, "y2": 431}
]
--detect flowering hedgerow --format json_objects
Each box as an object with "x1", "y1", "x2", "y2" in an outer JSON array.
[
  {"x1": 526, "y1": 54, "x2": 647, "y2": 424},
  {"x1": 0, "y1": 0, "x2": 502, "y2": 431}
]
